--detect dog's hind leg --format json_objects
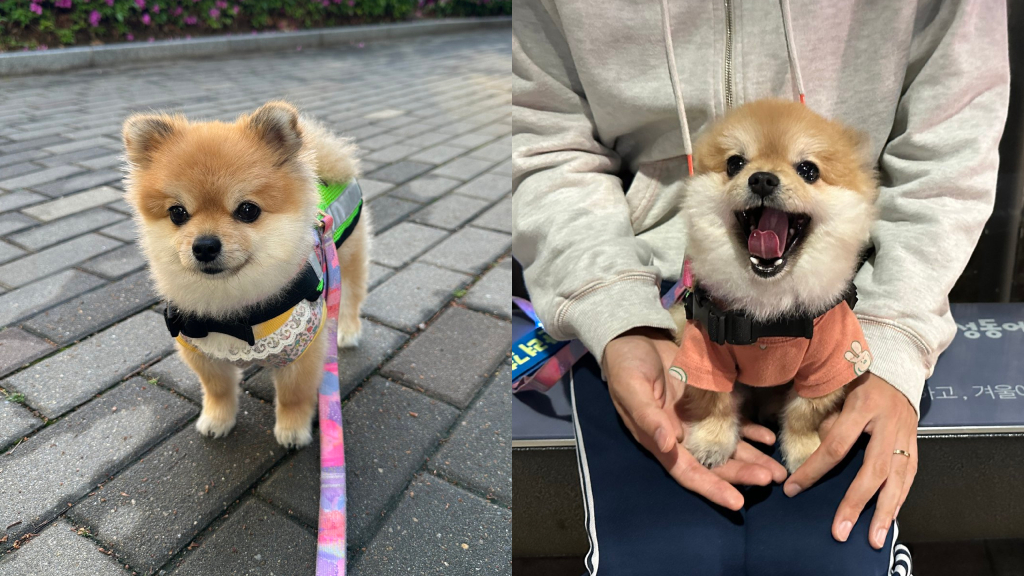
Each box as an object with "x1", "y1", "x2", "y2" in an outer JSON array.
[
  {"x1": 336, "y1": 215, "x2": 370, "y2": 348},
  {"x1": 780, "y1": 386, "x2": 846, "y2": 473}
]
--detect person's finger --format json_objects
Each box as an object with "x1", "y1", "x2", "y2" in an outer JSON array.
[
  {"x1": 785, "y1": 409, "x2": 871, "y2": 497},
  {"x1": 610, "y1": 377, "x2": 679, "y2": 454},
  {"x1": 867, "y1": 423, "x2": 914, "y2": 549},
  {"x1": 709, "y1": 457, "x2": 773, "y2": 487},
  {"x1": 739, "y1": 421, "x2": 776, "y2": 446},
  {"x1": 732, "y1": 441, "x2": 788, "y2": 484},
  {"x1": 818, "y1": 411, "x2": 840, "y2": 439},
  {"x1": 831, "y1": 419, "x2": 898, "y2": 543},
  {"x1": 895, "y1": 430, "x2": 919, "y2": 520},
  {"x1": 655, "y1": 446, "x2": 745, "y2": 510}
]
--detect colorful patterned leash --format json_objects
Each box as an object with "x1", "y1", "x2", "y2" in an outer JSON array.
[{"x1": 315, "y1": 214, "x2": 347, "y2": 576}]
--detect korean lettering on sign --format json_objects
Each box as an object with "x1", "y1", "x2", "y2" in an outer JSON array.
[
  {"x1": 510, "y1": 331, "x2": 560, "y2": 373},
  {"x1": 956, "y1": 319, "x2": 1024, "y2": 339}
]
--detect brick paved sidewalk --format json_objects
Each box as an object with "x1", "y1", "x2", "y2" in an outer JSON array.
[{"x1": 0, "y1": 29, "x2": 511, "y2": 575}]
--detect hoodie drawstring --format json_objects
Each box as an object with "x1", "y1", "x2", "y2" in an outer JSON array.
[{"x1": 660, "y1": 0, "x2": 809, "y2": 176}]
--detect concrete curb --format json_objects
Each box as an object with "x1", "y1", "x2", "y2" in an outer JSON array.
[{"x1": 0, "y1": 16, "x2": 510, "y2": 77}]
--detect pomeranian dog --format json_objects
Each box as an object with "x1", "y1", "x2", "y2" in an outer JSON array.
[
  {"x1": 123, "y1": 101, "x2": 370, "y2": 448},
  {"x1": 670, "y1": 99, "x2": 878, "y2": 472}
]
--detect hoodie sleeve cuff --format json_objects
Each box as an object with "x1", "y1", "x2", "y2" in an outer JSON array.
[
  {"x1": 858, "y1": 319, "x2": 930, "y2": 419},
  {"x1": 555, "y1": 273, "x2": 678, "y2": 365}
]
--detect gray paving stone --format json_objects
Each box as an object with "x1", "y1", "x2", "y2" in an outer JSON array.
[
  {"x1": 0, "y1": 149, "x2": 47, "y2": 169},
  {"x1": 366, "y1": 195, "x2": 419, "y2": 232},
  {"x1": 367, "y1": 160, "x2": 433, "y2": 184},
  {"x1": 79, "y1": 243, "x2": 146, "y2": 279},
  {"x1": 412, "y1": 194, "x2": 490, "y2": 230},
  {"x1": 337, "y1": 320, "x2": 409, "y2": 398},
  {"x1": 407, "y1": 144, "x2": 469, "y2": 165},
  {"x1": 472, "y1": 196, "x2": 511, "y2": 233},
  {"x1": 350, "y1": 473, "x2": 511, "y2": 576},
  {"x1": 0, "y1": 165, "x2": 84, "y2": 192},
  {"x1": 3, "y1": 311, "x2": 174, "y2": 418},
  {"x1": 20, "y1": 185, "x2": 123, "y2": 221},
  {"x1": 168, "y1": 498, "x2": 316, "y2": 576},
  {"x1": 461, "y1": 259, "x2": 513, "y2": 319},
  {"x1": 99, "y1": 219, "x2": 138, "y2": 242},
  {"x1": 390, "y1": 175, "x2": 462, "y2": 203},
  {"x1": 492, "y1": 158, "x2": 514, "y2": 176},
  {"x1": 0, "y1": 161, "x2": 45, "y2": 180},
  {"x1": 33, "y1": 169, "x2": 123, "y2": 198},
  {"x1": 42, "y1": 136, "x2": 119, "y2": 155},
  {"x1": 255, "y1": 438, "x2": 321, "y2": 528},
  {"x1": 7, "y1": 207, "x2": 125, "y2": 250},
  {"x1": 359, "y1": 133, "x2": 403, "y2": 150},
  {"x1": 0, "y1": 135, "x2": 68, "y2": 154},
  {"x1": 0, "y1": 327, "x2": 54, "y2": 379},
  {"x1": 22, "y1": 270, "x2": 158, "y2": 346},
  {"x1": 368, "y1": 263, "x2": 394, "y2": 290},
  {"x1": 0, "y1": 233, "x2": 122, "y2": 288},
  {"x1": 0, "y1": 190, "x2": 45, "y2": 214},
  {"x1": 467, "y1": 139, "x2": 513, "y2": 162},
  {"x1": 70, "y1": 395, "x2": 284, "y2": 573},
  {"x1": 242, "y1": 368, "x2": 275, "y2": 403},
  {"x1": 343, "y1": 377, "x2": 460, "y2": 546},
  {"x1": 364, "y1": 143, "x2": 419, "y2": 163},
  {"x1": 144, "y1": 353, "x2": 201, "y2": 403},
  {"x1": 0, "y1": 269, "x2": 105, "y2": 328},
  {"x1": 104, "y1": 198, "x2": 133, "y2": 214},
  {"x1": 0, "y1": 240, "x2": 24, "y2": 266},
  {"x1": 419, "y1": 227, "x2": 511, "y2": 274},
  {"x1": 383, "y1": 307, "x2": 509, "y2": 408},
  {"x1": 431, "y1": 380, "x2": 511, "y2": 505},
  {"x1": 371, "y1": 221, "x2": 449, "y2": 268},
  {"x1": 78, "y1": 153, "x2": 124, "y2": 170},
  {"x1": 357, "y1": 178, "x2": 394, "y2": 201},
  {"x1": 402, "y1": 131, "x2": 450, "y2": 149},
  {"x1": 37, "y1": 146, "x2": 114, "y2": 168},
  {"x1": 0, "y1": 379, "x2": 196, "y2": 551},
  {"x1": 454, "y1": 172, "x2": 511, "y2": 201},
  {"x1": 0, "y1": 213, "x2": 35, "y2": 237},
  {"x1": 363, "y1": 263, "x2": 470, "y2": 332},
  {"x1": 0, "y1": 520, "x2": 129, "y2": 576},
  {"x1": 431, "y1": 157, "x2": 494, "y2": 181},
  {"x1": 0, "y1": 398, "x2": 42, "y2": 449},
  {"x1": 447, "y1": 132, "x2": 498, "y2": 149}
]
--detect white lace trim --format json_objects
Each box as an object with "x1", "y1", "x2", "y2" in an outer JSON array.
[{"x1": 189, "y1": 298, "x2": 323, "y2": 363}]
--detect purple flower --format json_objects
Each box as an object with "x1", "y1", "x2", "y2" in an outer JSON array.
[
  {"x1": 151, "y1": 4, "x2": 160, "y2": 13},
  {"x1": 126, "y1": 33, "x2": 134, "y2": 40},
  {"x1": 208, "y1": 7, "x2": 219, "y2": 18},
  {"x1": 135, "y1": 0, "x2": 145, "y2": 8},
  {"x1": 184, "y1": 15, "x2": 197, "y2": 24},
  {"x1": 347, "y1": 0, "x2": 355, "y2": 6},
  {"x1": 322, "y1": 0, "x2": 329, "y2": 6},
  {"x1": 29, "y1": 3, "x2": 42, "y2": 15},
  {"x1": 106, "y1": 0, "x2": 114, "y2": 5},
  {"x1": 215, "y1": 0, "x2": 227, "y2": 8},
  {"x1": 37, "y1": 44, "x2": 49, "y2": 50},
  {"x1": 148, "y1": 37, "x2": 155, "y2": 42},
  {"x1": 232, "y1": 5, "x2": 239, "y2": 14},
  {"x1": 173, "y1": 6, "x2": 182, "y2": 15},
  {"x1": 142, "y1": 13, "x2": 151, "y2": 24},
  {"x1": 55, "y1": 0, "x2": 72, "y2": 9},
  {"x1": 88, "y1": 10, "x2": 101, "y2": 26}
]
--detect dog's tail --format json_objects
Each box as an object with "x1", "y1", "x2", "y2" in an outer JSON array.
[{"x1": 299, "y1": 115, "x2": 361, "y2": 185}]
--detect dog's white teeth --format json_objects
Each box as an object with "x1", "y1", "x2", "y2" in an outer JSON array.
[
  {"x1": 750, "y1": 256, "x2": 758, "y2": 264},
  {"x1": 789, "y1": 228, "x2": 795, "y2": 235},
  {"x1": 774, "y1": 259, "x2": 783, "y2": 266}
]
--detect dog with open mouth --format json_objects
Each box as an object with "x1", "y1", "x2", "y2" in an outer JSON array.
[
  {"x1": 123, "y1": 101, "x2": 370, "y2": 448},
  {"x1": 669, "y1": 99, "x2": 878, "y2": 472}
]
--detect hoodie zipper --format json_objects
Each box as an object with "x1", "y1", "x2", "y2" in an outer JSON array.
[{"x1": 724, "y1": 0, "x2": 735, "y2": 109}]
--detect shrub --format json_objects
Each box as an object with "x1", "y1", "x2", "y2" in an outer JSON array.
[{"x1": 0, "y1": 0, "x2": 506, "y2": 51}]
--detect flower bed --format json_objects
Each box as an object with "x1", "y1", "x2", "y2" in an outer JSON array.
[{"x1": 0, "y1": 0, "x2": 509, "y2": 52}]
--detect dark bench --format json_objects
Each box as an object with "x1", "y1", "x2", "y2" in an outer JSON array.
[{"x1": 512, "y1": 303, "x2": 1024, "y2": 558}]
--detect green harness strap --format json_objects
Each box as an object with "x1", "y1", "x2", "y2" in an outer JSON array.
[{"x1": 317, "y1": 179, "x2": 364, "y2": 245}]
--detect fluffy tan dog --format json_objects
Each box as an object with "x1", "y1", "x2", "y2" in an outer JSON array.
[
  {"x1": 123, "y1": 101, "x2": 370, "y2": 448},
  {"x1": 671, "y1": 99, "x2": 878, "y2": 472}
]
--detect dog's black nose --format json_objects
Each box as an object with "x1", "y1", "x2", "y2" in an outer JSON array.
[
  {"x1": 748, "y1": 172, "x2": 780, "y2": 198},
  {"x1": 192, "y1": 236, "x2": 221, "y2": 262}
]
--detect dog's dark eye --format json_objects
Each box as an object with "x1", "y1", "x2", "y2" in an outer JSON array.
[
  {"x1": 795, "y1": 161, "x2": 819, "y2": 183},
  {"x1": 234, "y1": 202, "x2": 261, "y2": 223},
  {"x1": 168, "y1": 205, "x2": 189, "y2": 226},
  {"x1": 726, "y1": 155, "x2": 747, "y2": 178}
]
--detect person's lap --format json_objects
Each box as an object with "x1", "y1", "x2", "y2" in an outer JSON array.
[{"x1": 570, "y1": 354, "x2": 895, "y2": 576}]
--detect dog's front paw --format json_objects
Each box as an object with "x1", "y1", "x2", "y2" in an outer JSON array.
[
  {"x1": 196, "y1": 409, "x2": 236, "y2": 438},
  {"x1": 337, "y1": 318, "x2": 362, "y2": 348},
  {"x1": 274, "y1": 421, "x2": 314, "y2": 448},
  {"x1": 684, "y1": 418, "x2": 739, "y2": 469},
  {"x1": 780, "y1": 430, "x2": 820, "y2": 473}
]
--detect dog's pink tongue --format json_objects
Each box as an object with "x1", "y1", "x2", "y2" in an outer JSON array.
[{"x1": 747, "y1": 208, "x2": 788, "y2": 259}]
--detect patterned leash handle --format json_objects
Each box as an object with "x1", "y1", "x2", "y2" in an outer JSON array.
[{"x1": 316, "y1": 215, "x2": 347, "y2": 576}]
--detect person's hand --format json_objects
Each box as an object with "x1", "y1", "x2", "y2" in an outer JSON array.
[
  {"x1": 603, "y1": 327, "x2": 788, "y2": 511},
  {"x1": 784, "y1": 373, "x2": 918, "y2": 549}
]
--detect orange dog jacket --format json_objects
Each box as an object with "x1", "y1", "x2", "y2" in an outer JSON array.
[{"x1": 669, "y1": 302, "x2": 873, "y2": 398}]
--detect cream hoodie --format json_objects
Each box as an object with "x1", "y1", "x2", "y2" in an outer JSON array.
[{"x1": 511, "y1": 0, "x2": 1010, "y2": 415}]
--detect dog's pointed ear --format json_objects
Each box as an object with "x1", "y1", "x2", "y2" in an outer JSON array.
[
  {"x1": 123, "y1": 114, "x2": 176, "y2": 167},
  {"x1": 247, "y1": 101, "x2": 303, "y2": 164}
]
